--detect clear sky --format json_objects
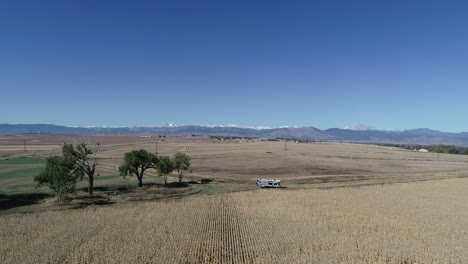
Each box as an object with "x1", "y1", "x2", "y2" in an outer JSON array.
[{"x1": 1, "y1": 0, "x2": 467, "y2": 131}]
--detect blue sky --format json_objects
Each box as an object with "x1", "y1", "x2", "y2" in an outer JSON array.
[{"x1": 1, "y1": 1, "x2": 467, "y2": 131}]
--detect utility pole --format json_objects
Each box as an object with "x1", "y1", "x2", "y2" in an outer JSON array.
[
  {"x1": 155, "y1": 141, "x2": 158, "y2": 155},
  {"x1": 284, "y1": 139, "x2": 287, "y2": 151}
]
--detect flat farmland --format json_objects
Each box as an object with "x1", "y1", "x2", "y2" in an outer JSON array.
[
  {"x1": 0, "y1": 134, "x2": 159, "y2": 157},
  {"x1": 1, "y1": 178, "x2": 468, "y2": 263},
  {"x1": 1, "y1": 134, "x2": 468, "y2": 193},
  {"x1": 2, "y1": 135, "x2": 468, "y2": 263}
]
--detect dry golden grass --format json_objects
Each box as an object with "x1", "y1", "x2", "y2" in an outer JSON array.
[
  {"x1": 96, "y1": 139, "x2": 468, "y2": 183},
  {"x1": 2, "y1": 178, "x2": 468, "y2": 263}
]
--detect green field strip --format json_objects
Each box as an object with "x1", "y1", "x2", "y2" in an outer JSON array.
[
  {"x1": 0, "y1": 167, "x2": 43, "y2": 180},
  {"x1": 0, "y1": 157, "x2": 46, "y2": 165}
]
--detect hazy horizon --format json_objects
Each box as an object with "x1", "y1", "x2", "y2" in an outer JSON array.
[
  {"x1": 1, "y1": 1, "x2": 467, "y2": 131},
  {"x1": 1, "y1": 122, "x2": 467, "y2": 133}
]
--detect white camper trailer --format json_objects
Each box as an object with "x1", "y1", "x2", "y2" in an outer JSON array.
[{"x1": 256, "y1": 179, "x2": 281, "y2": 188}]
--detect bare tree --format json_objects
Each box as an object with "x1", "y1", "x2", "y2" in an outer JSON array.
[{"x1": 63, "y1": 140, "x2": 100, "y2": 195}]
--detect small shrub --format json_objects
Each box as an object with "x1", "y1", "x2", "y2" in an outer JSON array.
[{"x1": 201, "y1": 178, "x2": 213, "y2": 184}]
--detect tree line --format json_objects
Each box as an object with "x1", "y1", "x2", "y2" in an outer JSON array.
[
  {"x1": 34, "y1": 143, "x2": 191, "y2": 202},
  {"x1": 379, "y1": 143, "x2": 468, "y2": 155}
]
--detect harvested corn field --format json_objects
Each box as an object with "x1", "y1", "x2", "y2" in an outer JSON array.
[{"x1": 2, "y1": 178, "x2": 468, "y2": 263}]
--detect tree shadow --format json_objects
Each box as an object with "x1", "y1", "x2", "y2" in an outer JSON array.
[
  {"x1": 166, "y1": 182, "x2": 190, "y2": 188},
  {"x1": 186, "y1": 180, "x2": 200, "y2": 184},
  {"x1": 0, "y1": 193, "x2": 51, "y2": 211},
  {"x1": 144, "y1": 182, "x2": 190, "y2": 188},
  {"x1": 69, "y1": 195, "x2": 115, "y2": 210},
  {"x1": 79, "y1": 186, "x2": 133, "y2": 194}
]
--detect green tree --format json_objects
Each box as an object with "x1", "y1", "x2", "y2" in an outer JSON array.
[
  {"x1": 432, "y1": 145, "x2": 445, "y2": 154},
  {"x1": 62, "y1": 143, "x2": 100, "y2": 195},
  {"x1": 173, "y1": 152, "x2": 191, "y2": 183},
  {"x1": 34, "y1": 156, "x2": 82, "y2": 202},
  {"x1": 119, "y1": 149, "x2": 158, "y2": 187},
  {"x1": 448, "y1": 146, "x2": 459, "y2": 154},
  {"x1": 157, "y1": 156, "x2": 173, "y2": 185}
]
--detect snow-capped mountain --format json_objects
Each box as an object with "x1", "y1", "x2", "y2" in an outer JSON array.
[
  {"x1": 344, "y1": 124, "x2": 391, "y2": 131},
  {"x1": 2, "y1": 123, "x2": 468, "y2": 146}
]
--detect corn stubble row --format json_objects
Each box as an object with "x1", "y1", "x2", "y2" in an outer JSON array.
[{"x1": 1, "y1": 178, "x2": 468, "y2": 263}]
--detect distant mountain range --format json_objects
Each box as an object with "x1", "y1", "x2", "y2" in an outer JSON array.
[{"x1": 2, "y1": 123, "x2": 468, "y2": 146}]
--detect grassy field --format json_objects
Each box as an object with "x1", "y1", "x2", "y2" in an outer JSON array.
[
  {"x1": 0, "y1": 157, "x2": 46, "y2": 194},
  {"x1": 1, "y1": 178, "x2": 467, "y2": 263}
]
